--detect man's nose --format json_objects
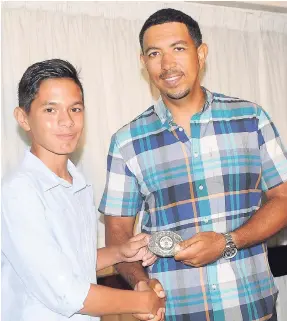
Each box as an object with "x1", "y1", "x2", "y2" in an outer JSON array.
[{"x1": 161, "y1": 53, "x2": 176, "y2": 71}]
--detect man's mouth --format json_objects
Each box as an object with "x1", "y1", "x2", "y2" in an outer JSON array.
[{"x1": 161, "y1": 74, "x2": 183, "y2": 87}]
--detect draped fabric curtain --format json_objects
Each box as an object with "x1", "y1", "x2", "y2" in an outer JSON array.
[{"x1": 2, "y1": 2, "x2": 287, "y2": 320}]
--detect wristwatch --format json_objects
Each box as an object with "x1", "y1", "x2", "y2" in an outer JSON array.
[{"x1": 222, "y1": 233, "x2": 238, "y2": 259}]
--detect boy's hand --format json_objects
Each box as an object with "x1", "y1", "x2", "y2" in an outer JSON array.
[
  {"x1": 118, "y1": 233, "x2": 157, "y2": 267},
  {"x1": 133, "y1": 279, "x2": 166, "y2": 321}
]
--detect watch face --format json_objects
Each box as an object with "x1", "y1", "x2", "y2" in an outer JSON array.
[
  {"x1": 148, "y1": 231, "x2": 183, "y2": 257},
  {"x1": 223, "y1": 243, "x2": 237, "y2": 259}
]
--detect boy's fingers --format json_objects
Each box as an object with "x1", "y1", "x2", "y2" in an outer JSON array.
[{"x1": 142, "y1": 256, "x2": 157, "y2": 267}]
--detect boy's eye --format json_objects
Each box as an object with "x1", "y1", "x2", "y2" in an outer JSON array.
[
  {"x1": 71, "y1": 107, "x2": 83, "y2": 112},
  {"x1": 44, "y1": 108, "x2": 55, "y2": 113}
]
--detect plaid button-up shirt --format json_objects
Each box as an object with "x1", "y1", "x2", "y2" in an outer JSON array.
[{"x1": 99, "y1": 88, "x2": 287, "y2": 321}]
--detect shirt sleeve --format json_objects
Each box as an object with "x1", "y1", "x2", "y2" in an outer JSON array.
[
  {"x1": 1, "y1": 175, "x2": 91, "y2": 318},
  {"x1": 257, "y1": 107, "x2": 287, "y2": 191},
  {"x1": 98, "y1": 133, "x2": 143, "y2": 217}
]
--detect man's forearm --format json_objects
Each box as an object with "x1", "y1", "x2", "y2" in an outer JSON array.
[
  {"x1": 105, "y1": 216, "x2": 150, "y2": 288},
  {"x1": 114, "y1": 261, "x2": 149, "y2": 288},
  {"x1": 231, "y1": 195, "x2": 287, "y2": 249}
]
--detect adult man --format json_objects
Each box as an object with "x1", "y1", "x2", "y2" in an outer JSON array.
[
  {"x1": 1, "y1": 59, "x2": 165, "y2": 321},
  {"x1": 99, "y1": 8, "x2": 287, "y2": 321}
]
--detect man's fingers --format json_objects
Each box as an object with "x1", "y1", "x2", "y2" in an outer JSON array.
[
  {"x1": 174, "y1": 241, "x2": 201, "y2": 261},
  {"x1": 175, "y1": 234, "x2": 201, "y2": 253}
]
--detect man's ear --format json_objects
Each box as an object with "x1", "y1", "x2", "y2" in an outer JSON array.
[
  {"x1": 140, "y1": 53, "x2": 147, "y2": 68},
  {"x1": 197, "y1": 43, "x2": 208, "y2": 70},
  {"x1": 14, "y1": 107, "x2": 31, "y2": 132}
]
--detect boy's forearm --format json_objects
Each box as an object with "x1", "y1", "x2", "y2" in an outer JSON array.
[
  {"x1": 96, "y1": 246, "x2": 121, "y2": 271},
  {"x1": 79, "y1": 284, "x2": 150, "y2": 316}
]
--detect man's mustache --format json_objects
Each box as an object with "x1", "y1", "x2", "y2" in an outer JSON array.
[{"x1": 160, "y1": 69, "x2": 184, "y2": 79}]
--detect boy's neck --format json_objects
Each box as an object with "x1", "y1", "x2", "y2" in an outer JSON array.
[{"x1": 30, "y1": 145, "x2": 72, "y2": 184}]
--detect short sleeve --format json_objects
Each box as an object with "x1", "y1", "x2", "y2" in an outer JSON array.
[
  {"x1": 98, "y1": 134, "x2": 143, "y2": 217},
  {"x1": 1, "y1": 176, "x2": 90, "y2": 317},
  {"x1": 257, "y1": 108, "x2": 287, "y2": 191}
]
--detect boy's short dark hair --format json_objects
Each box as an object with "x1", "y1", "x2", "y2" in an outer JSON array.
[
  {"x1": 18, "y1": 59, "x2": 84, "y2": 113},
  {"x1": 139, "y1": 8, "x2": 202, "y2": 52}
]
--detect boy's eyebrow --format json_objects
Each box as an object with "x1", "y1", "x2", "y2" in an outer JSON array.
[
  {"x1": 71, "y1": 101, "x2": 84, "y2": 106},
  {"x1": 41, "y1": 101, "x2": 58, "y2": 106},
  {"x1": 40, "y1": 100, "x2": 84, "y2": 107}
]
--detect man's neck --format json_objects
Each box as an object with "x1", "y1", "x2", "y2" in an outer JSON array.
[
  {"x1": 30, "y1": 145, "x2": 72, "y2": 183},
  {"x1": 162, "y1": 85, "x2": 206, "y2": 120}
]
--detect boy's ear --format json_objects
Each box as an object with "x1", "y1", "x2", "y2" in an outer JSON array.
[{"x1": 14, "y1": 107, "x2": 31, "y2": 132}]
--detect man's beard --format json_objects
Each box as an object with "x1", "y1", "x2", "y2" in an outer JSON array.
[{"x1": 166, "y1": 88, "x2": 190, "y2": 100}]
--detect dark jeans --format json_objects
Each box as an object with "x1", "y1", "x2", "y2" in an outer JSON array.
[{"x1": 269, "y1": 307, "x2": 277, "y2": 321}]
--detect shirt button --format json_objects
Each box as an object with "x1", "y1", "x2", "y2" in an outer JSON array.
[
  {"x1": 199, "y1": 185, "x2": 204, "y2": 190},
  {"x1": 194, "y1": 152, "x2": 199, "y2": 158},
  {"x1": 203, "y1": 217, "x2": 209, "y2": 223},
  {"x1": 178, "y1": 127, "x2": 183, "y2": 132},
  {"x1": 212, "y1": 284, "x2": 217, "y2": 290}
]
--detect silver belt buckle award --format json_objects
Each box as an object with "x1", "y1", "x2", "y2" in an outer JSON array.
[{"x1": 148, "y1": 231, "x2": 183, "y2": 257}]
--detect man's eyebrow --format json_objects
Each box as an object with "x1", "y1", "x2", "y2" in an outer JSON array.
[
  {"x1": 144, "y1": 41, "x2": 188, "y2": 55},
  {"x1": 170, "y1": 40, "x2": 188, "y2": 47}
]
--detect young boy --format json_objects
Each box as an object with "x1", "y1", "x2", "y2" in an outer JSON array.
[{"x1": 1, "y1": 59, "x2": 165, "y2": 321}]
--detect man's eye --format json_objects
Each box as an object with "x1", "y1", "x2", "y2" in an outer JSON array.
[
  {"x1": 174, "y1": 47, "x2": 185, "y2": 52},
  {"x1": 148, "y1": 52, "x2": 159, "y2": 58}
]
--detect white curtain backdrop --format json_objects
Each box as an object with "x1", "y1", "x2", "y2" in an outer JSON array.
[{"x1": 2, "y1": 1, "x2": 287, "y2": 320}]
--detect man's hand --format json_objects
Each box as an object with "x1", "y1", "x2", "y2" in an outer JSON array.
[
  {"x1": 133, "y1": 279, "x2": 166, "y2": 321},
  {"x1": 174, "y1": 232, "x2": 226, "y2": 267},
  {"x1": 118, "y1": 233, "x2": 157, "y2": 267}
]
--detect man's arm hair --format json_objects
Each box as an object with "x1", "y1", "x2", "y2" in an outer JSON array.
[
  {"x1": 104, "y1": 216, "x2": 149, "y2": 288},
  {"x1": 231, "y1": 181, "x2": 287, "y2": 249}
]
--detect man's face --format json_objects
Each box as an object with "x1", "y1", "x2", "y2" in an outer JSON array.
[
  {"x1": 18, "y1": 78, "x2": 84, "y2": 156},
  {"x1": 141, "y1": 22, "x2": 207, "y2": 101}
]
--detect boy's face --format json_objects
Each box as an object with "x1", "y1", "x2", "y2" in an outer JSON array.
[{"x1": 16, "y1": 78, "x2": 84, "y2": 156}]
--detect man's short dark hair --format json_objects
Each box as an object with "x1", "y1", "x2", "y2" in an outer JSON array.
[
  {"x1": 18, "y1": 59, "x2": 84, "y2": 113},
  {"x1": 139, "y1": 8, "x2": 202, "y2": 52}
]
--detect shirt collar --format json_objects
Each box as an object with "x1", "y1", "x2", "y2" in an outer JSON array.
[
  {"x1": 154, "y1": 87, "x2": 213, "y2": 127},
  {"x1": 21, "y1": 149, "x2": 90, "y2": 193}
]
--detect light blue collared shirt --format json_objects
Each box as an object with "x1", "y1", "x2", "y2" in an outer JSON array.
[{"x1": 2, "y1": 150, "x2": 99, "y2": 321}]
